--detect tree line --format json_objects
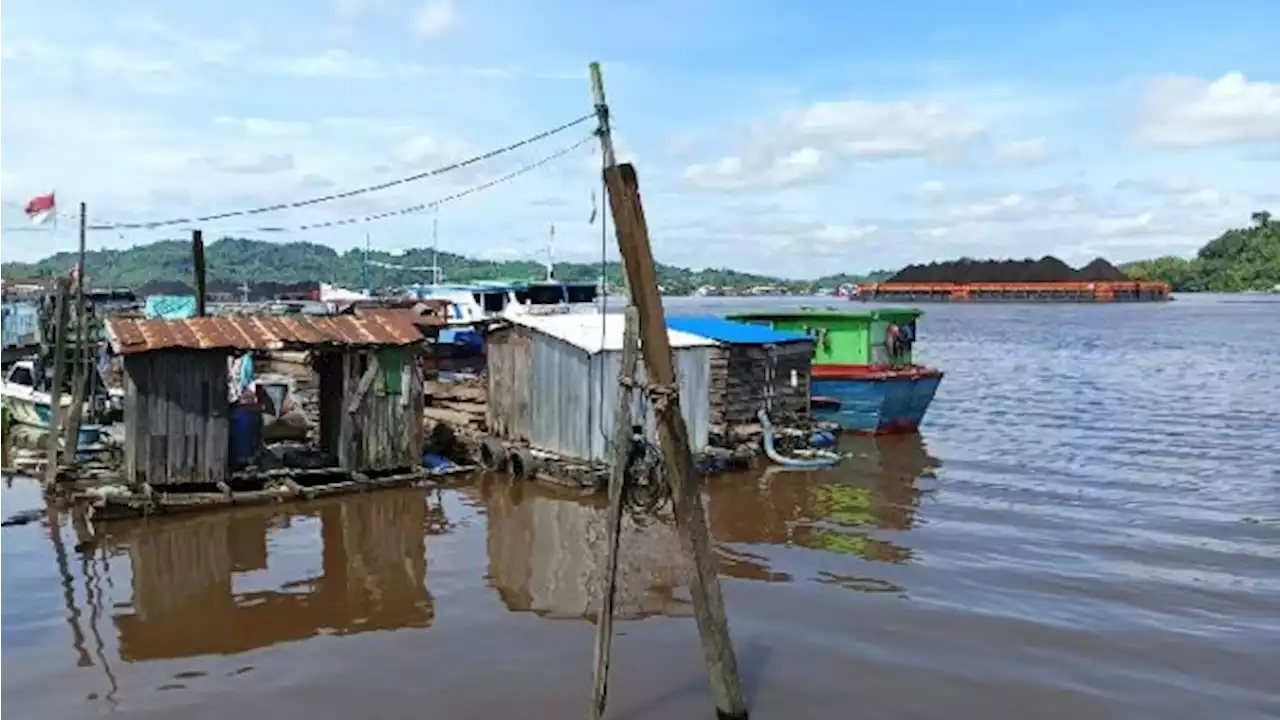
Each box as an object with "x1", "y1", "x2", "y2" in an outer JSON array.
[
  {"x1": 1121, "y1": 211, "x2": 1279, "y2": 292},
  {"x1": 0, "y1": 235, "x2": 886, "y2": 295}
]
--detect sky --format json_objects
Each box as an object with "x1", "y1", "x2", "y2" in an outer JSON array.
[{"x1": 2, "y1": 0, "x2": 1278, "y2": 278}]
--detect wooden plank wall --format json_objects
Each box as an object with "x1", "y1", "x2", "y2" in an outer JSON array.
[
  {"x1": 709, "y1": 342, "x2": 812, "y2": 426},
  {"x1": 484, "y1": 326, "x2": 533, "y2": 443},
  {"x1": 123, "y1": 350, "x2": 230, "y2": 487},
  {"x1": 337, "y1": 348, "x2": 424, "y2": 472}
]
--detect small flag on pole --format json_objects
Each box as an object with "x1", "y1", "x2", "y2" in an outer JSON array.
[{"x1": 24, "y1": 192, "x2": 56, "y2": 226}]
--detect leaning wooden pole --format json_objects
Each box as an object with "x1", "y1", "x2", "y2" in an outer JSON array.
[
  {"x1": 605, "y1": 161, "x2": 748, "y2": 719},
  {"x1": 588, "y1": 61, "x2": 644, "y2": 720},
  {"x1": 43, "y1": 277, "x2": 71, "y2": 487},
  {"x1": 63, "y1": 202, "x2": 91, "y2": 456}
]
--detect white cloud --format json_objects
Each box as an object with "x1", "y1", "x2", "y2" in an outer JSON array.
[
  {"x1": 1137, "y1": 72, "x2": 1280, "y2": 147},
  {"x1": 413, "y1": 0, "x2": 458, "y2": 39},
  {"x1": 682, "y1": 147, "x2": 827, "y2": 191},
  {"x1": 786, "y1": 98, "x2": 986, "y2": 160},
  {"x1": 1097, "y1": 212, "x2": 1159, "y2": 236},
  {"x1": 994, "y1": 137, "x2": 1052, "y2": 166}
]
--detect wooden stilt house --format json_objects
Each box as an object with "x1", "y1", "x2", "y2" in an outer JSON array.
[{"x1": 104, "y1": 314, "x2": 433, "y2": 489}]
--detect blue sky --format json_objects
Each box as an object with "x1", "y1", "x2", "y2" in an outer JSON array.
[{"x1": 2, "y1": 0, "x2": 1278, "y2": 277}]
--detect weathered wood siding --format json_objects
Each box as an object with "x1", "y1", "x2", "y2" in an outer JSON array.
[
  {"x1": 123, "y1": 350, "x2": 230, "y2": 487},
  {"x1": 336, "y1": 348, "x2": 424, "y2": 472},
  {"x1": 709, "y1": 342, "x2": 812, "y2": 426},
  {"x1": 485, "y1": 325, "x2": 534, "y2": 443}
]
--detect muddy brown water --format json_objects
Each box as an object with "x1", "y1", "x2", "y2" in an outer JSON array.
[{"x1": 3, "y1": 295, "x2": 1279, "y2": 719}]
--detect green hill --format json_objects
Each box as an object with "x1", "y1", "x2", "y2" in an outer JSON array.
[
  {"x1": 1, "y1": 236, "x2": 890, "y2": 296},
  {"x1": 1123, "y1": 211, "x2": 1280, "y2": 292}
]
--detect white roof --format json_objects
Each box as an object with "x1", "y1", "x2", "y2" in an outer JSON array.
[{"x1": 508, "y1": 312, "x2": 718, "y2": 354}]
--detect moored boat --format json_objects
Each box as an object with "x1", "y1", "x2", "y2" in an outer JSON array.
[
  {"x1": 0, "y1": 359, "x2": 106, "y2": 446},
  {"x1": 728, "y1": 307, "x2": 944, "y2": 434}
]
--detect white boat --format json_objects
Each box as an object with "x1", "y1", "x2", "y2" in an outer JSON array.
[{"x1": 1, "y1": 360, "x2": 75, "y2": 428}]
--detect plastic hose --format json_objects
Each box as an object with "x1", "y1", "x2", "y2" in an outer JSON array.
[{"x1": 757, "y1": 408, "x2": 841, "y2": 468}]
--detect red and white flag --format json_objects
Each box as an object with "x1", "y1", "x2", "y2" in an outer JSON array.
[{"x1": 24, "y1": 192, "x2": 56, "y2": 226}]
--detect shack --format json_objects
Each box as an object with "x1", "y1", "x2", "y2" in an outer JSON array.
[
  {"x1": 665, "y1": 315, "x2": 814, "y2": 427},
  {"x1": 105, "y1": 314, "x2": 431, "y2": 489},
  {"x1": 485, "y1": 313, "x2": 718, "y2": 464}
]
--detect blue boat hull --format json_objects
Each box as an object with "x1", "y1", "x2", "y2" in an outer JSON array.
[{"x1": 811, "y1": 369, "x2": 943, "y2": 434}]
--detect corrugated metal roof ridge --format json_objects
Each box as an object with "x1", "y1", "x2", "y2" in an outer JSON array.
[
  {"x1": 104, "y1": 314, "x2": 424, "y2": 355},
  {"x1": 666, "y1": 315, "x2": 812, "y2": 345},
  {"x1": 507, "y1": 312, "x2": 718, "y2": 353}
]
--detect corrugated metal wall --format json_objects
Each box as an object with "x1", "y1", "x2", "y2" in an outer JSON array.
[
  {"x1": 491, "y1": 326, "x2": 712, "y2": 463},
  {"x1": 588, "y1": 345, "x2": 712, "y2": 463},
  {"x1": 2, "y1": 301, "x2": 39, "y2": 348}
]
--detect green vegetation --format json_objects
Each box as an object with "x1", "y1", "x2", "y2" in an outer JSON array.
[
  {"x1": 1, "y1": 236, "x2": 888, "y2": 296},
  {"x1": 1122, "y1": 211, "x2": 1280, "y2": 292}
]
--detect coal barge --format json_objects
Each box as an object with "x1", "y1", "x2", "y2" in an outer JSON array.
[{"x1": 854, "y1": 257, "x2": 1171, "y2": 303}]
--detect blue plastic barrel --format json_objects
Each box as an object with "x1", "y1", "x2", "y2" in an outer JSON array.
[{"x1": 230, "y1": 404, "x2": 263, "y2": 467}]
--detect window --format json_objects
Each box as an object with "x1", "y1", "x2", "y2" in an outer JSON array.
[{"x1": 6, "y1": 365, "x2": 34, "y2": 387}]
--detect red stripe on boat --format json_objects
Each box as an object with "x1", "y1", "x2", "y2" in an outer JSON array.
[{"x1": 811, "y1": 364, "x2": 944, "y2": 381}]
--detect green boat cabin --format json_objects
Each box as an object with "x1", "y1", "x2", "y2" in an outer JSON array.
[{"x1": 727, "y1": 308, "x2": 923, "y2": 368}]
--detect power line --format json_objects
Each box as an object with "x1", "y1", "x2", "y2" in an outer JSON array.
[
  {"x1": 200, "y1": 134, "x2": 595, "y2": 235},
  {"x1": 76, "y1": 113, "x2": 596, "y2": 231}
]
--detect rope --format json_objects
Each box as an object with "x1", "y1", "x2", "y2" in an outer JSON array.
[
  {"x1": 72, "y1": 113, "x2": 595, "y2": 231},
  {"x1": 620, "y1": 429, "x2": 671, "y2": 524},
  {"x1": 645, "y1": 382, "x2": 680, "y2": 415},
  {"x1": 168, "y1": 136, "x2": 594, "y2": 235}
]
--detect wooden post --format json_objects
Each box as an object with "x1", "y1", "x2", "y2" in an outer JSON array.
[
  {"x1": 590, "y1": 307, "x2": 640, "y2": 720},
  {"x1": 587, "y1": 61, "x2": 647, "y2": 720},
  {"x1": 192, "y1": 229, "x2": 207, "y2": 317},
  {"x1": 63, "y1": 202, "x2": 91, "y2": 455},
  {"x1": 44, "y1": 277, "x2": 71, "y2": 487},
  {"x1": 605, "y1": 161, "x2": 748, "y2": 719}
]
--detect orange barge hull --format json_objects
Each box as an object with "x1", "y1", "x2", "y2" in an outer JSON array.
[{"x1": 853, "y1": 281, "x2": 1171, "y2": 303}]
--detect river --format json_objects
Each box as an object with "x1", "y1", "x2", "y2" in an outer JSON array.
[{"x1": 3, "y1": 294, "x2": 1278, "y2": 719}]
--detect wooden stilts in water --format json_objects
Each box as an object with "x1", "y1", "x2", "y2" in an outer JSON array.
[
  {"x1": 587, "y1": 61, "x2": 748, "y2": 720},
  {"x1": 44, "y1": 277, "x2": 71, "y2": 488}
]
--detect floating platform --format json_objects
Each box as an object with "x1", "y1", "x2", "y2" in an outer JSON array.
[{"x1": 853, "y1": 281, "x2": 1171, "y2": 303}]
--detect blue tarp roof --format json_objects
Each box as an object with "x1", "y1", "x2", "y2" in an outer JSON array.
[{"x1": 666, "y1": 315, "x2": 811, "y2": 345}]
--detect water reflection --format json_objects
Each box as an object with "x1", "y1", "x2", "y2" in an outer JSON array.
[
  {"x1": 478, "y1": 476, "x2": 693, "y2": 621},
  {"x1": 475, "y1": 434, "x2": 940, "y2": 614},
  {"x1": 706, "y1": 435, "x2": 940, "y2": 579},
  {"x1": 94, "y1": 489, "x2": 438, "y2": 662}
]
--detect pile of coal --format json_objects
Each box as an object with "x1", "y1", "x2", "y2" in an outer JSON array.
[{"x1": 886, "y1": 256, "x2": 1129, "y2": 284}]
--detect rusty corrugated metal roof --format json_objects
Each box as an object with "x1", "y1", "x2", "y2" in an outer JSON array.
[
  {"x1": 105, "y1": 314, "x2": 426, "y2": 355},
  {"x1": 351, "y1": 303, "x2": 449, "y2": 323}
]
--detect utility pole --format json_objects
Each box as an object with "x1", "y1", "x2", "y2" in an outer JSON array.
[
  {"x1": 192, "y1": 229, "x2": 207, "y2": 317},
  {"x1": 62, "y1": 202, "x2": 90, "y2": 462},
  {"x1": 546, "y1": 224, "x2": 556, "y2": 282},
  {"x1": 588, "y1": 60, "x2": 642, "y2": 720},
  {"x1": 586, "y1": 62, "x2": 748, "y2": 720},
  {"x1": 431, "y1": 212, "x2": 441, "y2": 285},
  {"x1": 362, "y1": 232, "x2": 371, "y2": 293}
]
